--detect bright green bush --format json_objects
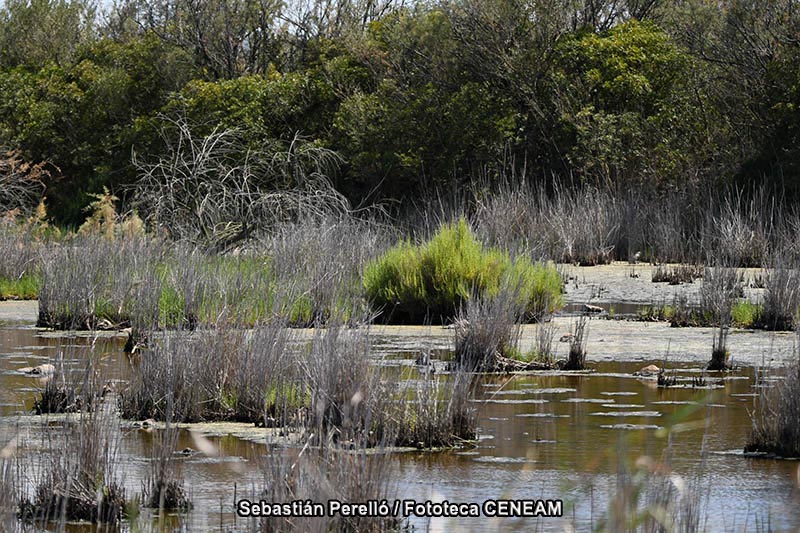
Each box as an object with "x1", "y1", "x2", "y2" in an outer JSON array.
[{"x1": 363, "y1": 218, "x2": 562, "y2": 323}]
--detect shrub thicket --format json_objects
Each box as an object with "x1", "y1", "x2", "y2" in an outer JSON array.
[{"x1": 363, "y1": 218, "x2": 562, "y2": 324}]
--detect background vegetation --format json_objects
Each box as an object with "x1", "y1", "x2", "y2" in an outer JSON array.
[{"x1": 1, "y1": 0, "x2": 800, "y2": 227}]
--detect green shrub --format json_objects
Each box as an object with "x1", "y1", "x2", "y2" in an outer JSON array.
[{"x1": 363, "y1": 218, "x2": 562, "y2": 323}]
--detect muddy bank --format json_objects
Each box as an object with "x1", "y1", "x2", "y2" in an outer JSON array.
[
  {"x1": 561, "y1": 262, "x2": 764, "y2": 305},
  {"x1": 371, "y1": 319, "x2": 797, "y2": 367},
  {"x1": 0, "y1": 300, "x2": 37, "y2": 324}
]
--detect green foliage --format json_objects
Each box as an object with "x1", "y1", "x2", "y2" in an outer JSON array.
[
  {"x1": 0, "y1": 0, "x2": 94, "y2": 69},
  {"x1": 0, "y1": 1, "x2": 798, "y2": 222},
  {"x1": 731, "y1": 301, "x2": 761, "y2": 328},
  {"x1": 0, "y1": 273, "x2": 39, "y2": 299},
  {"x1": 363, "y1": 218, "x2": 562, "y2": 323},
  {"x1": 0, "y1": 34, "x2": 192, "y2": 223},
  {"x1": 162, "y1": 70, "x2": 337, "y2": 144},
  {"x1": 550, "y1": 20, "x2": 703, "y2": 186}
]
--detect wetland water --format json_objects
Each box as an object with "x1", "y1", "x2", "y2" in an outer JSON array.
[{"x1": 1, "y1": 268, "x2": 799, "y2": 531}]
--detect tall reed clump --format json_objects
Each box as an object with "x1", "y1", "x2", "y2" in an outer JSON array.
[
  {"x1": 564, "y1": 316, "x2": 589, "y2": 370},
  {"x1": 473, "y1": 179, "x2": 620, "y2": 264},
  {"x1": 363, "y1": 218, "x2": 562, "y2": 324},
  {"x1": 259, "y1": 216, "x2": 389, "y2": 325},
  {"x1": 0, "y1": 212, "x2": 46, "y2": 300},
  {"x1": 302, "y1": 324, "x2": 396, "y2": 447},
  {"x1": 701, "y1": 266, "x2": 742, "y2": 370},
  {"x1": 452, "y1": 280, "x2": 550, "y2": 372},
  {"x1": 120, "y1": 322, "x2": 299, "y2": 424},
  {"x1": 301, "y1": 321, "x2": 477, "y2": 449},
  {"x1": 142, "y1": 422, "x2": 191, "y2": 512},
  {"x1": 761, "y1": 254, "x2": 800, "y2": 331},
  {"x1": 746, "y1": 351, "x2": 800, "y2": 458},
  {"x1": 395, "y1": 370, "x2": 476, "y2": 449},
  {"x1": 19, "y1": 408, "x2": 126, "y2": 526},
  {"x1": 37, "y1": 235, "x2": 166, "y2": 329}
]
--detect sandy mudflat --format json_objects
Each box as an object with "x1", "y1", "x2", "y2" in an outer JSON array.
[{"x1": 0, "y1": 300, "x2": 37, "y2": 324}]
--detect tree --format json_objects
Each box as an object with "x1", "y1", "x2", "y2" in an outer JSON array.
[{"x1": 0, "y1": 0, "x2": 96, "y2": 69}]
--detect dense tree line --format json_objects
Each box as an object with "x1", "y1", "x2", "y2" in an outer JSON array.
[{"x1": 1, "y1": 0, "x2": 800, "y2": 225}]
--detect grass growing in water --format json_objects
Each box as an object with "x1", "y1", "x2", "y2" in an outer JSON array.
[
  {"x1": 364, "y1": 218, "x2": 562, "y2": 324},
  {"x1": 19, "y1": 409, "x2": 126, "y2": 526},
  {"x1": 746, "y1": 352, "x2": 800, "y2": 458}
]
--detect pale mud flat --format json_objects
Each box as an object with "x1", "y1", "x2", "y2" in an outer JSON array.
[
  {"x1": 2, "y1": 300, "x2": 793, "y2": 367},
  {"x1": 560, "y1": 261, "x2": 765, "y2": 305},
  {"x1": 0, "y1": 300, "x2": 37, "y2": 324},
  {"x1": 370, "y1": 319, "x2": 797, "y2": 367}
]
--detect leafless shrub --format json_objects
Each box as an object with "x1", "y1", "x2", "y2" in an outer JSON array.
[
  {"x1": 746, "y1": 350, "x2": 800, "y2": 458},
  {"x1": 0, "y1": 149, "x2": 47, "y2": 215},
  {"x1": 133, "y1": 116, "x2": 349, "y2": 252}
]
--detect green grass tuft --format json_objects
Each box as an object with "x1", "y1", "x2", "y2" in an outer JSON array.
[
  {"x1": 731, "y1": 301, "x2": 762, "y2": 328},
  {"x1": 363, "y1": 218, "x2": 562, "y2": 323}
]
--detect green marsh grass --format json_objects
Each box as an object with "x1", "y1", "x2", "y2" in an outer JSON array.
[
  {"x1": 0, "y1": 273, "x2": 38, "y2": 300},
  {"x1": 364, "y1": 218, "x2": 562, "y2": 324}
]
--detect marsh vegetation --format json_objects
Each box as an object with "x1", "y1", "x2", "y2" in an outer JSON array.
[{"x1": 2, "y1": 0, "x2": 800, "y2": 529}]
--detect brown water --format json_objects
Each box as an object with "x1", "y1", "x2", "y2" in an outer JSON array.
[{"x1": 2, "y1": 301, "x2": 800, "y2": 531}]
